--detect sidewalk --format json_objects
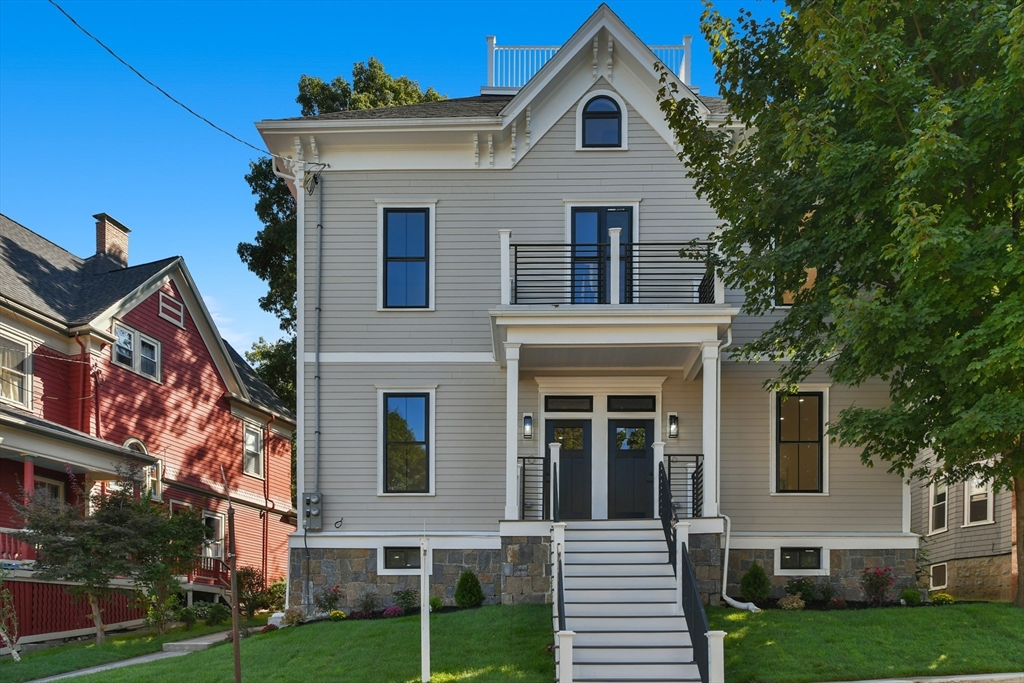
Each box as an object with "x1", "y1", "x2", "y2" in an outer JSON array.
[
  {"x1": 823, "y1": 674, "x2": 1024, "y2": 683},
  {"x1": 25, "y1": 631, "x2": 230, "y2": 682}
]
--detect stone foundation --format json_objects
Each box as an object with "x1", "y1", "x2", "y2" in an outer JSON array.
[
  {"x1": 726, "y1": 548, "x2": 917, "y2": 601},
  {"x1": 501, "y1": 535, "x2": 552, "y2": 605},
  {"x1": 941, "y1": 554, "x2": 1014, "y2": 602},
  {"x1": 688, "y1": 533, "x2": 723, "y2": 606},
  {"x1": 289, "y1": 547, "x2": 502, "y2": 612}
]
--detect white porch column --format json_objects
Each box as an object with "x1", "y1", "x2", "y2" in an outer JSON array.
[
  {"x1": 653, "y1": 441, "x2": 665, "y2": 514},
  {"x1": 609, "y1": 227, "x2": 621, "y2": 305},
  {"x1": 708, "y1": 630, "x2": 726, "y2": 683},
  {"x1": 504, "y1": 343, "x2": 521, "y2": 520},
  {"x1": 487, "y1": 36, "x2": 497, "y2": 88},
  {"x1": 499, "y1": 229, "x2": 512, "y2": 305},
  {"x1": 701, "y1": 344, "x2": 720, "y2": 517}
]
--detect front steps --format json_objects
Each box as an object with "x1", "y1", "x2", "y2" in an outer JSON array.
[{"x1": 554, "y1": 520, "x2": 701, "y2": 683}]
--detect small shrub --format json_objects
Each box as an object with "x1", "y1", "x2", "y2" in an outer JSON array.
[
  {"x1": 785, "y1": 577, "x2": 817, "y2": 603},
  {"x1": 329, "y1": 610, "x2": 347, "y2": 621},
  {"x1": 740, "y1": 562, "x2": 770, "y2": 603},
  {"x1": 190, "y1": 601, "x2": 213, "y2": 620},
  {"x1": 267, "y1": 579, "x2": 287, "y2": 611},
  {"x1": 358, "y1": 591, "x2": 381, "y2": 614},
  {"x1": 237, "y1": 566, "x2": 271, "y2": 619},
  {"x1": 901, "y1": 588, "x2": 922, "y2": 606},
  {"x1": 778, "y1": 595, "x2": 805, "y2": 610},
  {"x1": 429, "y1": 596, "x2": 443, "y2": 613},
  {"x1": 282, "y1": 606, "x2": 305, "y2": 626},
  {"x1": 394, "y1": 589, "x2": 419, "y2": 613},
  {"x1": 826, "y1": 597, "x2": 847, "y2": 610},
  {"x1": 819, "y1": 581, "x2": 839, "y2": 602},
  {"x1": 314, "y1": 585, "x2": 345, "y2": 615},
  {"x1": 383, "y1": 606, "x2": 404, "y2": 618},
  {"x1": 225, "y1": 626, "x2": 256, "y2": 643},
  {"x1": 260, "y1": 623, "x2": 278, "y2": 634},
  {"x1": 205, "y1": 602, "x2": 231, "y2": 626},
  {"x1": 455, "y1": 571, "x2": 485, "y2": 608},
  {"x1": 859, "y1": 566, "x2": 895, "y2": 606},
  {"x1": 932, "y1": 592, "x2": 955, "y2": 605},
  {"x1": 176, "y1": 606, "x2": 197, "y2": 630}
]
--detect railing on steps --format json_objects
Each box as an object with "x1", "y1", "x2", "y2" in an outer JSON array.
[
  {"x1": 0, "y1": 527, "x2": 36, "y2": 563},
  {"x1": 665, "y1": 454, "x2": 704, "y2": 519},
  {"x1": 518, "y1": 455, "x2": 550, "y2": 521},
  {"x1": 659, "y1": 462, "x2": 676, "y2": 571},
  {"x1": 188, "y1": 556, "x2": 231, "y2": 589},
  {"x1": 680, "y1": 540, "x2": 711, "y2": 683}
]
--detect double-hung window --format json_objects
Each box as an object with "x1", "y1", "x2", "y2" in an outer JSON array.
[
  {"x1": 929, "y1": 481, "x2": 948, "y2": 533},
  {"x1": 383, "y1": 208, "x2": 430, "y2": 308},
  {"x1": 113, "y1": 323, "x2": 160, "y2": 381},
  {"x1": 383, "y1": 393, "x2": 430, "y2": 493},
  {"x1": 775, "y1": 392, "x2": 824, "y2": 493},
  {"x1": 0, "y1": 334, "x2": 30, "y2": 407},
  {"x1": 964, "y1": 474, "x2": 993, "y2": 526},
  {"x1": 202, "y1": 512, "x2": 224, "y2": 559},
  {"x1": 243, "y1": 423, "x2": 264, "y2": 477}
]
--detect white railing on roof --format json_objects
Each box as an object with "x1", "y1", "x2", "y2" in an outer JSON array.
[{"x1": 486, "y1": 35, "x2": 692, "y2": 89}]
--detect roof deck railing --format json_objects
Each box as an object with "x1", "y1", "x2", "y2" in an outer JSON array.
[{"x1": 486, "y1": 35, "x2": 692, "y2": 89}]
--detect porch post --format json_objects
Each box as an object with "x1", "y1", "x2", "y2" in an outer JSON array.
[
  {"x1": 499, "y1": 230, "x2": 512, "y2": 305},
  {"x1": 504, "y1": 343, "x2": 521, "y2": 520},
  {"x1": 701, "y1": 344, "x2": 720, "y2": 517},
  {"x1": 23, "y1": 457, "x2": 34, "y2": 504},
  {"x1": 609, "y1": 227, "x2": 621, "y2": 305}
]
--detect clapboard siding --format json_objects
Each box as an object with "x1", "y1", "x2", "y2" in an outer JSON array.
[
  {"x1": 910, "y1": 475, "x2": 1013, "y2": 565},
  {"x1": 719, "y1": 362, "x2": 904, "y2": 532}
]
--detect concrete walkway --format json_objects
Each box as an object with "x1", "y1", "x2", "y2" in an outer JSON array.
[{"x1": 25, "y1": 631, "x2": 230, "y2": 682}]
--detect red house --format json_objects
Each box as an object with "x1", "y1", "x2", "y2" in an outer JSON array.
[{"x1": 0, "y1": 213, "x2": 295, "y2": 646}]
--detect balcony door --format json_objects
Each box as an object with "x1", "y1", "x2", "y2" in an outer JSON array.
[{"x1": 571, "y1": 207, "x2": 633, "y2": 304}]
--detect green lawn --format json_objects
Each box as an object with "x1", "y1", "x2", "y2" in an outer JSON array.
[
  {"x1": 67, "y1": 604, "x2": 553, "y2": 683},
  {"x1": 0, "y1": 616, "x2": 267, "y2": 683},
  {"x1": 708, "y1": 602, "x2": 1024, "y2": 683}
]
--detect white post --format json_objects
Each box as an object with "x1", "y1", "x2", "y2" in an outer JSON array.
[
  {"x1": 701, "y1": 344, "x2": 720, "y2": 517},
  {"x1": 487, "y1": 36, "x2": 496, "y2": 87},
  {"x1": 505, "y1": 344, "x2": 521, "y2": 520},
  {"x1": 551, "y1": 521, "x2": 566, "y2": 619},
  {"x1": 682, "y1": 35, "x2": 692, "y2": 86},
  {"x1": 714, "y1": 272, "x2": 726, "y2": 305},
  {"x1": 500, "y1": 230, "x2": 512, "y2": 305},
  {"x1": 420, "y1": 537, "x2": 430, "y2": 682},
  {"x1": 708, "y1": 630, "x2": 726, "y2": 683},
  {"x1": 549, "y1": 442, "x2": 561, "y2": 520},
  {"x1": 653, "y1": 441, "x2": 665, "y2": 514},
  {"x1": 558, "y1": 630, "x2": 576, "y2": 683},
  {"x1": 608, "y1": 227, "x2": 621, "y2": 305},
  {"x1": 674, "y1": 520, "x2": 690, "y2": 613}
]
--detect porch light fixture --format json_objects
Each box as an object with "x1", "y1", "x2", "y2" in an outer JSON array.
[
  {"x1": 668, "y1": 413, "x2": 679, "y2": 439},
  {"x1": 523, "y1": 413, "x2": 533, "y2": 439}
]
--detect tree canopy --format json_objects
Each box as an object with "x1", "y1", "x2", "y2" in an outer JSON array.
[{"x1": 659, "y1": 1, "x2": 1023, "y2": 604}]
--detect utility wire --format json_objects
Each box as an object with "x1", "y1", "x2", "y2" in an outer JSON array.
[{"x1": 47, "y1": 0, "x2": 315, "y2": 167}]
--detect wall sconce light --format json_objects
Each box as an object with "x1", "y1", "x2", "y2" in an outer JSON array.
[
  {"x1": 668, "y1": 413, "x2": 679, "y2": 439},
  {"x1": 523, "y1": 413, "x2": 533, "y2": 439}
]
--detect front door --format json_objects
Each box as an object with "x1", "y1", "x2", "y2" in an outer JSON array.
[
  {"x1": 547, "y1": 420, "x2": 592, "y2": 520},
  {"x1": 607, "y1": 420, "x2": 654, "y2": 518}
]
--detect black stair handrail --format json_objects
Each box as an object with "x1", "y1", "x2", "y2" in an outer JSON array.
[
  {"x1": 552, "y1": 461, "x2": 560, "y2": 523},
  {"x1": 658, "y1": 461, "x2": 677, "y2": 571},
  {"x1": 680, "y1": 540, "x2": 711, "y2": 683},
  {"x1": 556, "y1": 544, "x2": 567, "y2": 633}
]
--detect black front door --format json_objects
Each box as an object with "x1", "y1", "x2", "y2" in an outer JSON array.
[
  {"x1": 608, "y1": 420, "x2": 654, "y2": 518},
  {"x1": 571, "y1": 207, "x2": 633, "y2": 304},
  {"x1": 546, "y1": 420, "x2": 592, "y2": 520}
]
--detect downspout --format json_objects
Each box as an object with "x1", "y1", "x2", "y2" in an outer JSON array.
[
  {"x1": 264, "y1": 415, "x2": 274, "y2": 587},
  {"x1": 74, "y1": 334, "x2": 88, "y2": 433}
]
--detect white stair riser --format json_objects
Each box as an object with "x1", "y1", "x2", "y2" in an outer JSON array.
[
  {"x1": 565, "y1": 588, "x2": 677, "y2": 603},
  {"x1": 565, "y1": 575, "x2": 675, "y2": 590},
  {"x1": 574, "y1": 662, "x2": 702, "y2": 680},
  {"x1": 563, "y1": 520, "x2": 663, "y2": 531},
  {"x1": 566, "y1": 602, "x2": 678, "y2": 617},
  {"x1": 564, "y1": 540, "x2": 669, "y2": 552},
  {"x1": 567, "y1": 551, "x2": 670, "y2": 564},
  {"x1": 565, "y1": 563, "x2": 675, "y2": 577},
  {"x1": 565, "y1": 529, "x2": 667, "y2": 542},
  {"x1": 573, "y1": 631, "x2": 693, "y2": 648},
  {"x1": 563, "y1": 647, "x2": 693, "y2": 664},
  {"x1": 561, "y1": 615, "x2": 687, "y2": 631}
]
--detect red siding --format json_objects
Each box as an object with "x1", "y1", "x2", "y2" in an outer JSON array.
[
  {"x1": 30, "y1": 346, "x2": 76, "y2": 427},
  {"x1": 1, "y1": 579, "x2": 145, "y2": 637}
]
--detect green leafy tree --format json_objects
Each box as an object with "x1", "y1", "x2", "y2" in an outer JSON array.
[
  {"x1": 0, "y1": 567, "x2": 19, "y2": 662},
  {"x1": 659, "y1": 1, "x2": 1024, "y2": 605}
]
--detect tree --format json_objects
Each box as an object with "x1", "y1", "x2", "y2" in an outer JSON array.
[
  {"x1": 658, "y1": 1, "x2": 1023, "y2": 605},
  {"x1": 0, "y1": 568, "x2": 19, "y2": 662}
]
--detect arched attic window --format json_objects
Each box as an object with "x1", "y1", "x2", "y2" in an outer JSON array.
[{"x1": 581, "y1": 95, "x2": 622, "y2": 147}]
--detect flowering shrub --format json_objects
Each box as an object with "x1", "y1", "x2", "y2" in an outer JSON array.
[
  {"x1": 260, "y1": 623, "x2": 278, "y2": 634},
  {"x1": 932, "y1": 592, "x2": 955, "y2": 605},
  {"x1": 383, "y1": 606, "x2": 404, "y2": 618},
  {"x1": 859, "y1": 566, "x2": 895, "y2": 606},
  {"x1": 826, "y1": 597, "x2": 847, "y2": 610},
  {"x1": 785, "y1": 577, "x2": 817, "y2": 603},
  {"x1": 329, "y1": 610, "x2": 347, "y2": 621},
  {"x1": 778, "y1": 595, "x2": 805, "y2": 610},
  {"x1": 314, "y1": 585, "x2": 345, "y2": 614}
]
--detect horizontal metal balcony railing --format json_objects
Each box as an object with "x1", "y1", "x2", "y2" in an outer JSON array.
[{"x1": 504, "y1": 241, "x2": 717, "y2": 306}]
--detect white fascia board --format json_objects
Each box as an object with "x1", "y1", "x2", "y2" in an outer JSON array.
[
  {"x1": 728, "y1": 532, "x2": 920, "y2": 551},
  {"x1": 491, "y1": 305, "x2": 740, "y2": 326},
  {"x1": 287, "y1": 532, "x2": 500, "y2": 550},
  {"x1": 257, "y1": 117, "x2": 503, "y2": 134}
]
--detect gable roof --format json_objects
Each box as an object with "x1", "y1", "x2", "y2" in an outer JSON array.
[
  {"x1": 224, "y1": 340, "x2": 294, "y2": 420},
  {"x1": 274, "y1": 95, "x2": 512, "y2": 122}
]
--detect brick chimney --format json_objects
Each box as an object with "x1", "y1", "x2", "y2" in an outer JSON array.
[{"x1": 93, "y1": 213, "x2": 130, "y2": 268}]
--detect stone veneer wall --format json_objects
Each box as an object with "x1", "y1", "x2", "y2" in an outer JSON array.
[
  {"x1": 941, "y1": 554, "x2": 1014, "y2": 602},
  {"x1": 688, "y1": 533, "x2": 723, "y2": 606},
  {"x1": 288, "y1": 547, "x2": 502, "y2": 611},
  {"x1": 726, "y1": 548, "x2": 917, "y2": 601},
  {"x1": 501, "y1": 536, "x2": 552, "y2": 605}
]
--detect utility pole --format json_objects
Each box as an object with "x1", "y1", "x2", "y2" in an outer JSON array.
[{"x1": 221, "y1": 466, "x2": 241, "y2": 683}]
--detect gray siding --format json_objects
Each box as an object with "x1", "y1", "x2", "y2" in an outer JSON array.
[{"x1": 910, "y1": 474, "x2": 1013, "y2": 564}]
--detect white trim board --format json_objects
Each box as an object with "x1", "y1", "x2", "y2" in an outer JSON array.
[
  {"x1": 728, "y1": 533, "x2": 920, "y2": 550},
  {"x1": 306, "y1": 352, "x2": 495, "y2": 364},
  {"x1": 288, "y1": 533, "x2": 500, "y2": 550}
]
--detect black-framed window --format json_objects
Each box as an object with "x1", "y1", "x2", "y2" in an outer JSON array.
[
  {"x1": 384, "y1": 547, "x2": 421, "y2": 569},
  {"x1": 780, "y1": 547, "x2": 821, "y2": 570},
  {"x1": 384, "y1": 208, "x2": 429, "y2": 308},
  {"x1": 608, "y1": 395, "x2": 656, "y2": 412},
  {"x1": 582, "y1": 96, "x2": 622, "y2": 147},
  {"x1": 776, "y1": 392, "x2": 823, "y2": 493},
  {"x1": 571, "y1": 206, "x2": 633, "y2": 304},
  {"x1": 384, "y1": 393, "x2": 429, "y2": 493},
  {"x1": 545, "y1": 396, "x2": 593, "y2": 412}
]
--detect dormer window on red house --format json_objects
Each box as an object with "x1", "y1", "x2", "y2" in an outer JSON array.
[{"x1": 113, "y1": 323, "x2": 161, "y2": 381}]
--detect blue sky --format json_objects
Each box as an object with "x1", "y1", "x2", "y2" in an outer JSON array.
[{"x1": 0, "y1": 0, "x2": 780, "y2": 353}]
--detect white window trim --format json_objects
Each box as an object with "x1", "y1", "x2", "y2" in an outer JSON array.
[
  {"x1": 169, "y1": 499, "x2": 192, "y2": 514},
  {"x1": 158, "y1": 291, "x2": 186, "y2": 328},
  {"x1": 928, "y1": 481, "x2": 948, "y2": 535},
  {"x1": 962, "y1": 475, "x2": 995, "y2": 528},
  {"x1": 774, "y1": 545, "x2": 830, "y2": 577},
  {"x1": 768, "y1": 383, "x2": 830, "y2": 495},
  {"x1": 34, "y1": 475, "x2": 66, "y2": 503},
  {"x1": 376, "y1": 201, "x2": 437, "y2": 312},
  {"x1": 147, "y1": 460, "x2": 164, "y2": 501},
  {"x1": 242, "y1": 422, "x2": 265, "y2": 480},
  {"x1": 377, "y1": 542, "x2": 426, "y2": 576},
  {"x1": 202, "y1": 510, "x2": 226, "y2": 559},
  {"x1": 0, "y1": 331, "x2": 33, "y2": 410},
  {"x1": 112, "y1": 322, "x2": 161, "y2": 382},
  {"x1": 575, "y1": 89, "x2": 629, "y2": 151},
  {"x1": 376, "y1": 385, "x2": 437, "y2": 497},
  {"x1": 929, "y1": 562, "x2": 948, "y2": 590}
]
